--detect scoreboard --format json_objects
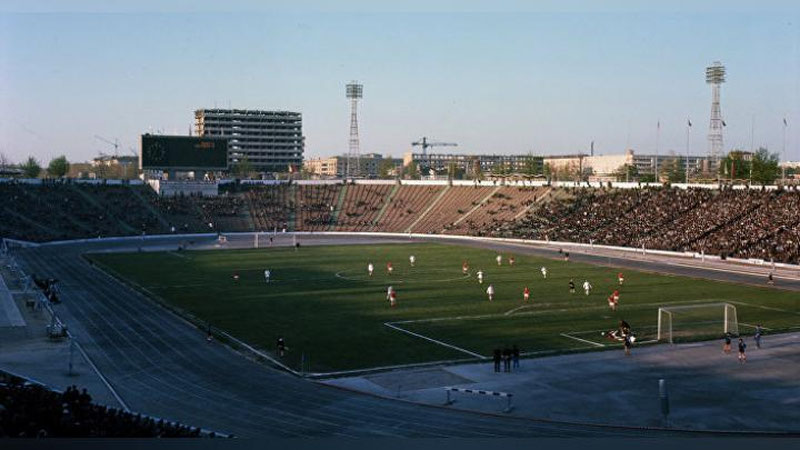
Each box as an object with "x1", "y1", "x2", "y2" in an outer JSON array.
[{"x1": 140, "y1": 135, "x2": 228, "y2": 170}]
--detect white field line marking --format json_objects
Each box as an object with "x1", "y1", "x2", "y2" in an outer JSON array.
[
  {"x1": 740, "y1": 322, "x2": 773, "y2": 331},
  {"x1": 504, "y1": 304, "x2": 534, "y2": 316},
  {"x1": 166, "y1": 251, "x2": 190, "y2": 260},
  {"x1": 561, "y1": 328, "x2": 660, "y2": 347},
  {"x1": 392, "y1": 298, "x2": 716, "y2": 326},
  {"x1": 656, "y1": 259, "x2": 800, "y2": 282},
  {"x1": 728, "y1": 301, "x2": 800, "y2": 316},
  {"x1": 565, "y1": 326, "x2": 661, "y2": 344},
  {"x1": 383, "y1": 322, "x2": 487, "y2": 359},
  {"x1": 559, "y1": 332, "x2": 605, "y2": 347},
  {"x1": 518, "y1": 346, "x2": 598, "y2": 356},
  {"x1": 307, "y1": 356, "x2": 479, "y2": 378},
  {"x1": 72, "y1": 337, "x2": 131, "y2": 411},
  {"x1": 334, "y1": 269, "x2": 470, "y2": 283}
]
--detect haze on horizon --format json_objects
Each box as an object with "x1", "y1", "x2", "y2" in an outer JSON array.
[{"x1": 0, "y1": 1, "x2": 798, "y2": 165}]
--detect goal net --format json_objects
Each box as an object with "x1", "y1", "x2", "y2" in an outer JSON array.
[{"x1": 657, "y1": 303, "x2": 738, "y2": 343}]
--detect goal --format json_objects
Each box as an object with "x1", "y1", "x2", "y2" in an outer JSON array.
[{"x1": 657, "y1": 303, "x2": 738, "y2": 343}]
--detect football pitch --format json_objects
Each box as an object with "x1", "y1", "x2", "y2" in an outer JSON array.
[{"x1": 89, "y1": 242, "x2": 800, "y2": 373}]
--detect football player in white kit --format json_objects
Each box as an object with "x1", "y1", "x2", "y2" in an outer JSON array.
[
  {"x1": 582, "y1": 280, "x2": 592, "y2": 296},
  {"x1": 496, "y1": 255, "x2": 502, "y2": 266},
  {"x1": 264, "y1": 269, "x2": 271, "y2": 283},
  {"x1": 540, "y1": 266, "x2": 548, "y2": 279},
  {"x1": 409, "y1": 255, "x2": 416, "y2": 267},
  {"x1": 477, "y1": 270, "x2": 484, "y2": 284},
  {"x1": 368, "y1": 263, "x2": 374, "y2": 277},
  {"x1": 486, "y1": 284, "x2": 495, "y2": 301}
]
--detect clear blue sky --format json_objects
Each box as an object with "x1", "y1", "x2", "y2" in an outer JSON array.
[{"x1": 1, "y1": 1, "x2": 798, "y2": 164}]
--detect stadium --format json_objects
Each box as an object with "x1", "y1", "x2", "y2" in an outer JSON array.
[
  {"x1": 2, "y1": 179, "x2": 800, "y2": 437},
  {"x1": 3, "y1": 2, "x2": 800, "y2": 442}
]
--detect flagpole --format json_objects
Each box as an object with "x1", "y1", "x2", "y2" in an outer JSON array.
[
  {"x1": 655, "y1": 120, "x2": 660, "y2": 183},
  {"x1": 686, "y1": 119, "x2": 691, "y2": 184}
]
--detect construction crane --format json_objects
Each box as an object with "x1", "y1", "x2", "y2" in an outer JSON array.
[
  {"x1": 94, "y1": 135, "x2": 120, "y2": 157},
  {"x1": 411, "y1": 137, "x2": 457, "y2": 156}
]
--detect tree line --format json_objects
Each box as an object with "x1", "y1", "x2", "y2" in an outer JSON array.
[{"x1": 0, "y1": 154, "x2": 71, "y2": 178}]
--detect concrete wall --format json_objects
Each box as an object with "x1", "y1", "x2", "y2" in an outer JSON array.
[{"x1": 147, "y1": 180, "x2": 219, "y2": 197}]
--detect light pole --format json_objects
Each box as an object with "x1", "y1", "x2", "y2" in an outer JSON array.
[
  {"x1": 346, "y1": 81, "x2": 363, "y2": 179},
  {"x1": 706, "y1": 62, "x2": 726, "y2": 171}
]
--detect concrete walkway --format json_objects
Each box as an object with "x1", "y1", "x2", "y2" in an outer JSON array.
[
  {"x1": 0, "y1": 339, "x2": 121, "y2": 407},
  {"x1": 0, "y1": 269, "x2": 25, "y2": 327},
  {"x1": 0, "y1": 257, "x2": 120, "y2": 408},
  {"x1": 324, "y1": 332, "x2": 800, "y2": 433}
]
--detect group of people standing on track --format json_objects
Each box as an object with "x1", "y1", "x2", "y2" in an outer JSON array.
[
  {"x1": 493, "y1": 345, "x2": 520, "y2": 373},
  {"x1": 723, "y1": 324, "x2": 764, "y2": 364}
]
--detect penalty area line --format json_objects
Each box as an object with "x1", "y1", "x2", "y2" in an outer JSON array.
[
  {"x1": 384, "y1": 322, "x2": 487, "y2": 359},
  {"x1": 728, "y1": 301, "x2": 800, "y2": 316},
  {"x1": 560, "y1": 332, "x2": 605, "y2": 348}
]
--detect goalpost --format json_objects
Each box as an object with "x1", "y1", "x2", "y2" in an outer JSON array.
[{"x1": 657, "y1": 303, "x2": 738, "y2": 344}]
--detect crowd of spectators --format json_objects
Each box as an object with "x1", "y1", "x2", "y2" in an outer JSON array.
[
  {"x1": 244, "y1": 185, "x2": 293, "y2": 231},
  {"x1": 0, "y1": 181, "x2": 168, "y2": 241},
  {"x1": 296, "y1": 185, "x2": 340, "y2": 230},
  {"x1": 449, "y1": 187, "x2": 544, "y2": 236},
  {"x1": 335, "y1": 184, "x2": 392, "y2": 231},
  {"x1": 2, "y1": 182, "x2": 800, "y2": 264},
  {"x1": 709, "y1": 190, "x2": 800, "y2": 263},
  {"x1": 492, "y1": 186, "x2": 800, "y2": 263},
  {"x1": 0, "y1": 374, "x2": 215, "y2": 438}
]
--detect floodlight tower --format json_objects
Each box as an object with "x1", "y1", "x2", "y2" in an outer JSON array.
[
  {"x1": 706, "y1": 61, "x2": 726, "y2": 170},
  {"x1": 346, "y1": 81, "x2": 363, "y2": 178}
]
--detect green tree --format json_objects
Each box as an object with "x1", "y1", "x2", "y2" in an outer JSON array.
[
  {"x1": 404, "y1": 161, "x2": 420, "y2": 180},
  {"x1": 523, "y1": 153, "x2": 543, "y2": 176},
  {"x1": 719, "y1": 150, "x2": 751, "y2": 180},
  {"x1": 0, "y1": 152, "x2": 11, "y2": 170},
  {"x1": 20, "y1": 156, "x2": 42, "y2": 178},
  {"x1": 47, "y1": 155, "x2": 70, "y2": 178},
  {"x1": 446, "y1": 161, "x2": 466, "y2": 181},
  {"x1": 554, "y1": 163, "x2": 578, "y2": 182},
  {"x1": 662, "y1": 158, "x2": 685, "y2": 183},
  {"x1": 542, "y1": 163, "x2": 552, "y2": 181},
  {"x1": 639, "y1": 173, "x2": 656, "y2": 183},
  {"x1": 612, "y1": 164, "x2": 638, "y2": 182},
  {"x1": 232, "y1": 157, "x2": 253, "y2": 179},
  {"x1": 491, "y1": 161, "x2": 507, "y2": 176},
  {"x1": 378, "y1": 158, "x2": 396, "y2": 179},
  {"x1": 470, "y1": 157, "x2": 484, "y2": 181},
  {"x1": 750, "y1": 147, "x2": 780, "y2": 184}
]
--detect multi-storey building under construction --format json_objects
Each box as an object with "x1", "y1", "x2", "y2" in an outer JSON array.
[{"x1": 194, "y1": 108, "x2": 304, "y2": 173}]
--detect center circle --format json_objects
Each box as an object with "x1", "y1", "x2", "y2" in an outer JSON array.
[{"x1": 335, "y1": 268, "x2": 471, "y2": 283}]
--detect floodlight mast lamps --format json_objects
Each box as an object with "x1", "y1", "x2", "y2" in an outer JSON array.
[
  {"x1": 346, "y1": 82, "x2": 363, "y2": 178},
  {"x1": 706, "y1": 61, "x2": 726, "y2": 171}
]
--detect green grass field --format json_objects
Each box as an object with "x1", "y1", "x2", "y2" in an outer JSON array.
[{"x1": 89, "y1": 242, "x2": 800, "y2": 373}]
